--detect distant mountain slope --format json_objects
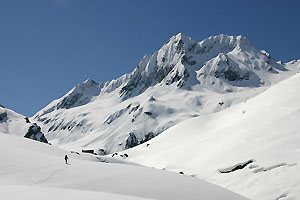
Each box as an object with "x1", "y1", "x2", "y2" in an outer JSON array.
[
  {"x1": 0, "y1": 133, "x2": 249, "y2": 200},
  {"x1": 0, "y1": 106, "x2": 47, "y2": 143},
  {"x1": 124, "y1": 72, "x2": 300, "y2": 200},
  {"x1": 33, "y1": 33, "x2": 299, "y2": 153}
]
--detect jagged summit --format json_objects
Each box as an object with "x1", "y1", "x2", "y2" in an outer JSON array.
[
  {"x1": 166, "y1": 32, "x2": 195, "y2": 46},
  {"x1": 199, "y1": 34, "x2": 252, "y2": 49},
  {"x1": 44, "y1": 33, "x2": 278, "y2": 108},
  {"x1": 33, "y1": 33, "x2": 299, "y2": 154}
]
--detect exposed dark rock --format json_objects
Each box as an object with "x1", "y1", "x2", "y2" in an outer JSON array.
[
  {"x1": 0, "y1": 112, "x2": 8, "y2": 122},
  {"x1": 48, "y1": 124, "x2": 55, "y2": 132},
  {"x1": 144, "y1": 111, "x2": 153, "y2": 116},
  {"x1": 218, "y1": 102, "x2": 224, "y2": 106},
  {"x1": 0, "y1": 104, "x2": 5, "y2": 108},
  {"x1": 24, "y1": 117, "x2": 31, "y2": 123},
  {"x1": 268, "y1": 67, "x2": 273, "y2": 72},
  {"x1": 125, "y1": 132, "x2": 139, "y2": 149},
  {"x1": 165, "y1": 71, "x2": 182, "y2": 86},
  {"x1": 166, "y1": 68, "x2": 190, "y2": 87},
  {"x1": 82, "y1": 149, "x2": 96, "y2": 155},
  {"x1": 97, "y1": 149, "x2": 106, "y2": 155},
  {"x1": 213, "y1": 68, "x2": 251, "y2": 81},
  {"x1": 155, "y1": 65, "x2": 173, "y2": 83},
  {"x1": 219, "y1": 160, "x2": 254, "y2": 173},
  {"x1": 120, "y1": 153, "x2": 129, "y2": 158},
  {"x1": 53, "y1": 120, "x2": 64, "y2": 132},
  {"x1": 175, "y1": 39, "x2": 184, "y2": 54},
  {"x1": 179, "y1": 171, "x2": 184, "y2": 175},
  {"x1": 70, "y1": 151, "x2": 80, "y2": 155},
  {"x1": 120, "y1": 71, "x2": 152, "y2": 98},
  {"x1": 149, "y1": 96, "x2": 156, "y2": 102},
  {"x1": 129, "y1": 104, "x2": 140, "y2": 114},
  {"x1": 24, "y1": 123, "x2": 48, "y2": 143},
  {"x1": 112, "y1": 152, "x2": 118, "y2": 157},
  {"x1": 261, "y1": 50, "x2": 271, "y2": 59},
  {"x1": 57, "y1": 93, "x2": 82, "y2": 109},
  {"x1": 141, "y1": 132, "x2": 155, "y2": 144}
]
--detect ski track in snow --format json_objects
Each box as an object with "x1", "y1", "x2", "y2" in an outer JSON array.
[
  {"x1": 0, "y1": 164, "x2": 62, "y2": 176},
  {"x1": 31, "y1": 165, "x2": 69, "y2": 186}
]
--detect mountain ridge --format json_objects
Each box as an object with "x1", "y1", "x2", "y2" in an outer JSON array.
[{"x1": 32, "y1": 33, "x2": 300, "y2": 154}]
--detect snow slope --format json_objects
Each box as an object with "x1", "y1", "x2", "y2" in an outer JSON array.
[
  {"x1": 123, "y1": 72, "x2": 300, "y2": 200},
  {"x1": 0, "y1": 106, "x2": 47, "y2": 143},
  {"x1": 0, "y1": 133, "x2": 248, "y2": 200},
  {"x1": 32, "y1": 33, "x2": 299, "y2": 154}
]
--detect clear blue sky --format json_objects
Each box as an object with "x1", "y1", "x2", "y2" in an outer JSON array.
[{"x1": 0, "y1": 0, "x2": 299, "y2": 117}]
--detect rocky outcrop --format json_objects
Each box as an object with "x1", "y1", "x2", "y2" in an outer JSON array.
[
  {"x1": 24, "y1": 123, "x2": 48, "y2": 143},
  {"x1": 125, "y1": 132, "x2": 139, "y2": 149},
  {"x1": 219, "y1": 160, "x2": 254, "y2": 173},
  {"x1": 213, "y1": 67, "x2": 251, "y2": 81},
  {"x1": 0, "y1": 112, "x2": 7, "y2": 122},
  {"x1": 24, "y1": 117, "x2": 31, "y2": 123},
  {"x1": 140, "y1": 132, "x2": 155, "y2": 144}
]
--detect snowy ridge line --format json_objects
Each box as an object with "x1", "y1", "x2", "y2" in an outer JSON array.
[{"x1": 31, "y1": 33, "x2": 300, "y2": 154}]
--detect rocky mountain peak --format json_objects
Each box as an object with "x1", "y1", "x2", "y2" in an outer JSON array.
[{"x1": 32, "y1": 33, "x2": 300, "y2": 155}]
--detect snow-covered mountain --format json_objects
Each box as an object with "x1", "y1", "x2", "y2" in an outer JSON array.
[
  {"x1": 0, "y1": 106, "x2": 48, "y2": 143},
  {"x1": 123, "y1": 72, "x2": 300, "y2": 200},
  {"x1": 33, "y1": 33, "x2": 299, "y2": 154}
]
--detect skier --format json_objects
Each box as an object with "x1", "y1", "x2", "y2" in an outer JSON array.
[{"x1": 64, "y1": 154, "x2": 69, "y2": 164}]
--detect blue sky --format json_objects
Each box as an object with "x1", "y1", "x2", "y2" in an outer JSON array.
[{"x1": 0, "y1": 0, "x2": 299, "y2": 116}]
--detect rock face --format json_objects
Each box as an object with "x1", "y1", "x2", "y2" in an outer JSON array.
[
  {"x1": 0, "y1": 112, "x2": 7, "y2": 122},
  {"x1": 24, "y1": 123, "x2": 48, "y2": 143},
  {"x1": 32, "y1": 33, "x2": 300, "y2": 154},
  {"x1": 141, "y1": 132, "x2": 155, "y2": 144},
  {"x1": 125, "y1": 133, "x2": 139, "y2": 149}
]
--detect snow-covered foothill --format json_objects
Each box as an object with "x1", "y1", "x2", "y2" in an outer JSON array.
[{"x1": 0, "y1": 106, "x2": 47, "y2": 143}]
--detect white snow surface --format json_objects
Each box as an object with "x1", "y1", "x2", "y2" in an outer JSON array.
[
  {"x1": 0, "y1": 133, "x2": 248, "y2": 200},
  {"x1": 123, "y1": 72, "x2": 300, "y2": 200},
  {"x1": 32, "y1": 33, "x2": 299, "y2": 154},
  {"x1": 0, "y1": 106, "x2": 31, "y2": 136}
]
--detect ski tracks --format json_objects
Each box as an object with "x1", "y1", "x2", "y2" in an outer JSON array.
[{"x1": 31, "y1": 164, "x2": 69, "y2": 186}]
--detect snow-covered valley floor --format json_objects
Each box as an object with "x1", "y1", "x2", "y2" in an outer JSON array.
[{"x1": 0, "y1": 133, "x2": 248, "y2": 200}]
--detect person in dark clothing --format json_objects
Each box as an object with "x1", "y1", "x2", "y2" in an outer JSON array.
[{"x1": 64, "y1": 155, "x2": 69, "y2": 164}]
